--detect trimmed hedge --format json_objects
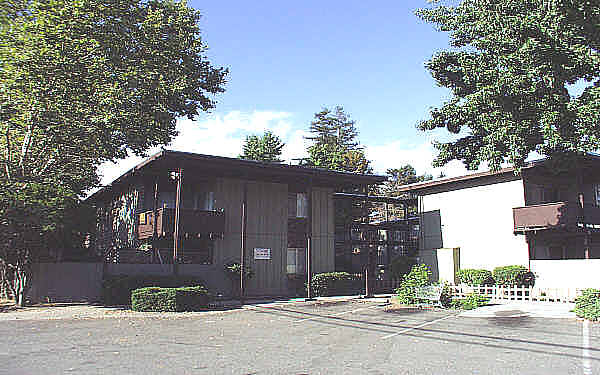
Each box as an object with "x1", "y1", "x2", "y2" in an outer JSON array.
[
  {"x1": 308, "y1": 272, "x2": 362, "y2": 297},
  {"x1": 575, "y1": 289, "x2": 600, "y2": 321},
  {"x1": 456, "y1": 269, "x2": 494, "y2": 286},
  {"x1": 102, "y1": 275, "x2": 205, "y2": 306},
  {"x1": 131, "y1": 286, "x2": 209, "y2": 312},
  {"x1": 492, "y1": 265, "x2": 535, "y2": 287},
  {"x1": 451, "y1": 293, "x2": 490, "y2": 310}
]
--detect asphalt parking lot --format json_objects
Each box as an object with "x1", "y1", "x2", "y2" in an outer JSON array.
[{"x1": 1, "y1": 299, "x2": 598, "y2": 375}]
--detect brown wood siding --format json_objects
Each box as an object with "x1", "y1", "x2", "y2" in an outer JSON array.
[
  {"x1": 311, "y1": 187, "x2": 335, "y2": 274},
  {"x1": 244, "y1": 181, "x2": 288, "y2": 295},
  {"x1": 212, "y1": 178, "x2": 288, "y2": 296}
]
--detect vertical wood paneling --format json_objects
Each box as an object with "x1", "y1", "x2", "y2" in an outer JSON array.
[
  {"x1": 311, "y1": 187, "x2": 335, "y2": 274},
  {"x1": 238, "y1": 180, "x2": 288, "y2": 295}
]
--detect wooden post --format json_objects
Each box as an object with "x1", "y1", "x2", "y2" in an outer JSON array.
[
  {"x1": 577, "y1": 170, "x2": 591, "y2": 259},
  {"x1": 306, "y1": 181, "x2": 314, "y2": 301},
  {"x1": 240, "y1": 183, "x2": 247, "y2": 304},
  {"x1": 364, "y1": 185, "x2": 373, "y2": 298},
  {"x1": 173, "y1": 168, "x2": 183, "y2": 274},
  {"x1": 152, "y1": 177, "x2": 159, "y2": 264}
]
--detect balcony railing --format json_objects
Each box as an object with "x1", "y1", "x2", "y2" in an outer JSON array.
[
  {"x1": 513, "y1": 202, "x2": 600, "y2": 233},
  {"x1": 137, "y1": 208, "x2": 225, "y2": 240}
]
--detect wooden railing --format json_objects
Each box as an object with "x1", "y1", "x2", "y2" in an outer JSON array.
[
  {"x1": 513, "y1": 202, "x2": 600, "y2": 232},
  {"x1": 137, "y1": 208, "x2": 225, "y2": 240},
  {"x1": 448, "y1": 284, "x2": 581, "y2": 303}
]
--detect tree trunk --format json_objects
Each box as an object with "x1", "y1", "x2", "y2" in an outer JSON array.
[{"x1": 12, "y1": 264, "x2": 32, "y2": 307}]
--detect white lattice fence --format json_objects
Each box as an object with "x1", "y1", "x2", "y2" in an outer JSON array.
[{"x1": 449, "y1": 285, "x2": 581, "y2": 303}]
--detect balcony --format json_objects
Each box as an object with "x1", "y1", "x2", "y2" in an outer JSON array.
[
  {"x1": 137, "y1": 208, "x2": 225, "y2": 240},
  {"x1": 513, "y1": 202, "x2": 600, "y2": 233}
]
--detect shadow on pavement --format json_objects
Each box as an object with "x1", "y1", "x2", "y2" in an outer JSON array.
[{"x1": 248, "y1": 304, "x2": 600, "y2": 362}]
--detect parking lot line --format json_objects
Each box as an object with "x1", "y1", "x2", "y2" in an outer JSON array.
[
  {"x1": 293, "y1": 305, "x2": 381, "y2": 323},
  {"x1": 381, "y1": 313, "x2": 457, "y2": 340}
]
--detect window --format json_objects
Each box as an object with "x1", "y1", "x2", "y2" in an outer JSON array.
[
  {"x1": 287, "y1": 248, "x2": 306, "y2": 274},
  {"x1": 288, "y1": 192, "x2": 308, "y2": 218},
  {"x1": 542, "y1": 187, "x2": 559, "y2": 203},
  {"x1": 159, "y1": 192, "x2": 175, "y2": 208},
  {"x1": 595, "y1": 184, "x2": 600, "y2": 207},
  {"x1": 296, "y1": 193, "x2": 308, "y2": 218},
  {"x1": 195, "y1": 191, "x2": 215, "y2": 210}
]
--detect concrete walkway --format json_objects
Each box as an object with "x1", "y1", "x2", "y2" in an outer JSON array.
[{"x1": 460, "y1": 301, "x2": 576, "y2": 319}]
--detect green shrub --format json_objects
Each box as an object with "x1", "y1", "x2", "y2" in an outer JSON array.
[
  {"x1": 395, "y1": 264, "x2": 431, "y2": 305},
  {"x1": 388, "y1": 257, "x2": 416, "y2": 279},
  {"x1": 102, "y1": 275, "x2": 205, "y2": 306},
  {"x1": 438, "y1": 282, "x2": 453, "y2": 307},
  {"x1": 308, "y1": 272, "x2": 362, "y2": 297},
  {"x1": 131, "y1": 286, "x2": 209, "y2": 312},
  {"x1": 575, "y1": 289, "x2": 600, "y2": 321},
  {"x1": 451, "y1": 293, "x2": 490, "y2": 310},
  {"x1": 223, "y1": 262, "x2": 254, "y2": 280},
  {"x1": 492, "y1": 265, "x2": 535, "y2": 287},
  {"x1": 456, "y1": 269, "x2": 494, "y2": 285}
]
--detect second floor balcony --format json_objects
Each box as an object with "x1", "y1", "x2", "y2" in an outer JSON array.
[
  {"x1": 513, "y1": 202, "x2": 600, "y2": 233},
  {"x1": 137, "y1": 207, "x2": 225, "y2": 240}
]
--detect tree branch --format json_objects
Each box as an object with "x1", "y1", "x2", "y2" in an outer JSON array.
[
  {"x1": 4, "y1": 127, "x2": 11, "y2": 181},
  {"x1": 19, "y1": 123, "x2": 34, "y2": 176}
]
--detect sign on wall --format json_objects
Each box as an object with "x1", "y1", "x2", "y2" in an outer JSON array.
[{"x1": 254, "y1": 248, "x2": 271, "y2": 260}]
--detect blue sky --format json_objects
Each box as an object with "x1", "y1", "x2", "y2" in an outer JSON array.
[{"x1": 101, "y1": 0, "x2": 470, "y2": 184}]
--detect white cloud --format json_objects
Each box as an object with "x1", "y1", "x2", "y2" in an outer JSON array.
[
  {"x1": 98, "y1": 110, "x2": 301, "y2": 186},
  {"x1": 97, "y1": 110, "x2": 488, "y2": 189},
  {"x1": 365, "y1": 137, "x2": 472, "y2": 179}
]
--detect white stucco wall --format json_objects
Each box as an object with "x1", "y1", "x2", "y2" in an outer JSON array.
[
  {"x1": 421, "y1": 179, "x2": 529, "y2": 272},
  {"x1": 531, "y1": 260, "x2": 600, "y2": 289}
]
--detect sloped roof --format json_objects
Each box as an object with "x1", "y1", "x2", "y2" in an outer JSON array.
[{"x1": 88, "y1": 150, "x2": 386, "y2": 202}]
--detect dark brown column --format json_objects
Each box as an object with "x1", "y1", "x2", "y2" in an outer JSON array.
[
  {"x1": 364, "y1": 185, "x2": 373, "y2": 297},
  {"x1": 577, "y1": 169, "x2": 591, "y2": 259},
  {"x1": 152, "y1": 177, "x2": 159, "y2": 263},
  {"x1": 173, "y1": 168, "x2": 183, "y2": 274},
  {"x1": 306, "y1": 180, "x2": 314, "y2": 300},
  {"x1": 240, "y1": 183, "x2": 248, "y2": 304}
]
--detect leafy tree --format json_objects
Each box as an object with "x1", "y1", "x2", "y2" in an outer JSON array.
[
  {"x1": 381, "y1": 165, "x2": 433, "y2": 197},
  {"x1": 306, "y1": 106, "x2": 372, "y2": 174},
  {"x1": 417, "y1": 0, "x2": 600, "y2": 171},
  {"x1": 0, "y1": 0, "x2": 228, "y2": 305},
  {"x1": 239, "y1": 131, "x2": 285, "y2": 162}
]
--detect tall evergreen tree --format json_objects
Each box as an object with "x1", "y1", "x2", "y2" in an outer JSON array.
[
  {"x1": 381, "y1": 165, "x2": 433, "y2": 197},
  {"x1": 239, "y1": 131, "x2": 285, "y2": 162},
  {"x1": 306, "y1": 106, "x2": 372, "y2": 174}
]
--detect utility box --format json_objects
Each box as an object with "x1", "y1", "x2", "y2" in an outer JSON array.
[{"x1": 436, "y1": 247, "x2": 460, "y2": 285}]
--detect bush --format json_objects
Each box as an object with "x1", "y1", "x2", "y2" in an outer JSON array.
[
  {"x1": 456, "y1": 269, "x2": 494, "y2": 286},
  {"x1": 492, "y1": 265, "x2": 535, "y2": 287},
  {"x1": 308, "y1": 272, "x2": 362, "y2": 297},
  {"x1": 451, "y1": 293, "x2": 490, "y2": 310},
  {"x1": 102, "y1": 275, "x2": 205, "y2": 306},
  {"x1": 438, "y1": 282, "x2": 453, "y2": 307},
  {"x1": 395, "y1": 264, "x2": 431, "y2": 305},
  {"x1": 575, "y1": 289, "x2": 600, "y2": 321},
  {"x1": 131, "y1": 286, "x2": 209, "y2": 312}
]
